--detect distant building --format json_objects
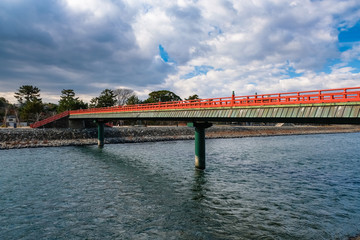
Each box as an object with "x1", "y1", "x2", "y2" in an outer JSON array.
[
  {"x1": 4, "y1": 116, "x2": 27, "y2": 128},
  {"x1": 5, "y1": 115, "x2": 16, "y2": 127}
]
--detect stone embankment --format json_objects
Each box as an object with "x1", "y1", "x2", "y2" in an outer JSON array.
[{"x1": 1, "y1": 125, "x2": 360, "y2": 149}]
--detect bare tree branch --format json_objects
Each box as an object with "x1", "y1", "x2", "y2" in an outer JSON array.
[{"x1": 114, "y1": 88, "x2": 134, "y2": 106}]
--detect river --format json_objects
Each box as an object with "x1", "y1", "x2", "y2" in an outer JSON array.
[{"x1": 1, "y1": 133, "x2": 360, "y2": 239}]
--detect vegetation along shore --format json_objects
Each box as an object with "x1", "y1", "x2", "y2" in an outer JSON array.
[{"x1": 1, "y1": 125, "x2": 360, "y2": 150}]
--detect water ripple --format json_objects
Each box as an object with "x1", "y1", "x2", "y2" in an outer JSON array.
[{"x1": 0, "y1": 133, "x2": 360, "y2": 239}]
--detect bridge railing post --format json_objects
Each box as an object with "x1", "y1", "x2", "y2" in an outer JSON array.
[{"x1": 232, "y1": 91, "x2": 235, "y2": 106}]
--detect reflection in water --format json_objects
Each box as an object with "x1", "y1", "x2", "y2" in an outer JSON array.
[
  {"x1": 1, "y1": 133, "x2": 360, "y2": 239},
  {"x1": 192, "y1": 170, "x2": 207, "y2": 201}
]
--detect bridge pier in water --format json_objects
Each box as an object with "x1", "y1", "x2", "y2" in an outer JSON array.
[
  {"x1": 97, "y1": 121, "x2": 104, "y2": 148},
  {"x1": 188, "y1": 122, "x2": 213, "y2": 170}
]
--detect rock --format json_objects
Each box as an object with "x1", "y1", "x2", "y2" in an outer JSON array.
[{"x1": 1, "y1": 125, "x2": 360, "y2": 149}]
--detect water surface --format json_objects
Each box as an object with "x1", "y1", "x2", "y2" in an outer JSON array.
[{"x1": 1, "y1": 133, "x2": 360, "y2": 239}]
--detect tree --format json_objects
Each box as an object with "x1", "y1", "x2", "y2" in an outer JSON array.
[
  {"x1": 126, "y1": 95, "x2": 142, "y2": 105},
  {"x1": 14, "y1": 85, "x2": 41, "y2": 105},
  {"x1": 186, "y1": 94, "x2": 199, "y2": 100},
  {"x1": 114, "y1": 88, "x2": 135, "y2": 106},
  {"x1": 20, "y1": 99, "x2": 43, "y2": 122},
  {"x1": 0, "y1": 97, "x2": 8, "y2": 108},
  {"x1": 14, "y1": 85, "x2": 43, "y2": 122},
  {"x1": 0, "y1": 99, "x2": 19, "y2": 127},
  {"x1": 58, "y1": 89, "x2": 87, "y2": 112},
  {"x1": 90, "y1": 89, "x2": 117, "y2": 108},
  {"x1": 0, "y1": 97, "x2": 10, "y2": 126},
  {"x1": 42, "y1": 102, "x2": 59, "y2": 119},
  {"x1": 143, "y1": 90, "x2": 182, "y2": 103},
  {"x1": 44, "y1": 103, "x2": 58, "y2": 113}
]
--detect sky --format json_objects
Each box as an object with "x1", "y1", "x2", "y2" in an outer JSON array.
[{"x1": 1, "y1": 0, "x2": 360, "y2": 104}]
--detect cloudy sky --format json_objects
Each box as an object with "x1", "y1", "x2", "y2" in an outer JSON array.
[{"x1": 1, "y1": 0, "x2": 360, "y2": 103}]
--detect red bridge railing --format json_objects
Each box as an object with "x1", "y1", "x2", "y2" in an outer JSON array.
[
  {"x1": 71, "y1": 86, "x2": 360, "y2": 115},
  {"x1": 30, "y1": 87, "x2": 360, "y2": 128},
  {"x1": 30, "y1": 111, "x2": 70, "y2": 128}
]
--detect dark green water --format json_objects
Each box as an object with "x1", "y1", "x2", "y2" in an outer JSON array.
[{"x1": 1, "y1": 133, "x2": 360, "y2": 239}]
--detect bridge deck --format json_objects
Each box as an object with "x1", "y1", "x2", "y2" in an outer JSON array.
[
  {"x1": 68, "y1": 102, "x2": 360, "y2": 124},
  {"x1": 31, "y1": 87, "x2": 360, "y2": 128}
]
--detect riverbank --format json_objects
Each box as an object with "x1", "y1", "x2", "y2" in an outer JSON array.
[{"x1": 1, "y1": 125, "x2": 360, "y2": 150}]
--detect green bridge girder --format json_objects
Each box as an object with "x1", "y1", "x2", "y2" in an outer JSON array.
[{"x1": 69, "y1": 102, "x2": 360, "y2": 124}]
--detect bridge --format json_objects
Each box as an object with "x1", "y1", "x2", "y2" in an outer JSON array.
[{"x1": 31, "y1": 86, "x2": 360, "y2": 169}]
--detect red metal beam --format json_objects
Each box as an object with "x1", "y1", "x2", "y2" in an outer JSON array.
[
  {"x1": 30, "y1": 87, "x2": 360, "y2": 127},
  {"x1": 30, "y1": 111, "x2": 70, "y2": 128},
  {"x1": 70, "y1": 86, "x2": 360, "y2": 115}
]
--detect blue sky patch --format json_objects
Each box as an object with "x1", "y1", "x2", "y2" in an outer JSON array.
[
  {"x1": 282, "y1": 61, "x2": 303, "y2": 78},
  {"x1": 338, "y1": 43, "x2": 352, "y2": 52},
  {"x1": 321, "y1": 59, "x2": 342, "y2": 74},
  {"x1": 338, "y1": 21, "x2": 360, "y2": 43},
  {"x1": 286, "y1": 66, "x2": 303, "y2": 78},
  {"x1": 208, "y1": 26, "x2": 223, "y2": 36},
  {"x1": 338, "y1": 21, "x2": 360, "y2": 55},
  {"x1": 346, "y1": 60, "x2": 360, "y2": 73},
  {"x1": 159, "y1": 44, "x2": 175, "y2": 63},
  {"x1": 181, "y1": 65, "x2": 215, "y2": 79}
]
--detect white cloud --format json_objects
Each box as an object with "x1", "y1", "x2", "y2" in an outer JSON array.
[
  {"x1": 61, "y1": 0, "x2": 118, "y2": 22},
  {"x1": 132, "y1": 7, "x2": 174, "y2": 56},
  {"x1": 149, "y1": 0, "x2": 360, "y2": 99},
  {"x1": 1, "y1": 0, "x2": 360, "y2": 103},
  {"x1": 341, "y1": 44, "x2": 360, "y2": 62}
]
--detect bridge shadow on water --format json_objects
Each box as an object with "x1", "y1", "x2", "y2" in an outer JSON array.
[
  {"x1": 71, "y1": 133, "x2": 360, "y2": 240},
  {"x1": 74, "y1": 144, "x2": 240, "y2": 239}
]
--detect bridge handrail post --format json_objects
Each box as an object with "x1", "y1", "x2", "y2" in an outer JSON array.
[{"x1": 231, "y1": 91, "x2": 235, "y2": 106}]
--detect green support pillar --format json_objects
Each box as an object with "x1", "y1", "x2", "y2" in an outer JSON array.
[
  {"x1": 188, "y1": 122, "x2": 213, "y2": 170},
  {"x1": 97, "y1": 121, "x2": 104, "y2": 148},
  {"x1": 195, "y1": 126, "x2": 206, "y2": 169}
]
